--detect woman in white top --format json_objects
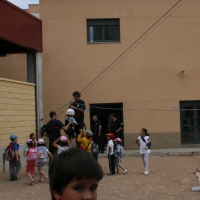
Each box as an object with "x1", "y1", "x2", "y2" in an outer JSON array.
[
  {"x1": 52, "y1": 136, "x2": 69, "y2": 154},
  {"x1": 135, "y1": 128, "x2": 151, "y2": 175}
]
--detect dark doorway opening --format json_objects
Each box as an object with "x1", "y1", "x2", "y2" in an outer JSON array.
[
  {"x1": 180, "y1": 101, "x2": 200, "y2": 144},
  {"x1": 89, "y1": 103, "x2": 124, "y2": 146}
]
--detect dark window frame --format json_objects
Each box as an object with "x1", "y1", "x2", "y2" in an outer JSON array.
[{"x1": 87, "y1": 19, "x2": 120, "y2": 43}]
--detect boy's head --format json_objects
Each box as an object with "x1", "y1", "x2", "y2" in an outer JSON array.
[
  {"x1": 66, "y1": 109, "x2": 75, "y2": 117},
  {"x1": 113, "y1": 138, "x2": 122, "y2": 144},
  {"x1": 26, "y1": 139, "x2": 33, "y2": 147},
  {"x1": 37, "y1": 138, "x2": 46, "y2": 147},
  {"x1": 10, "y1": 134, "x2": 18, "y2": 142},
  {"x1": 85, "y1": 130, "x2": 93, "y2": 138},
  {"x1": 105, "y1": 133, "x2": 114, "y2": 140},
  {"x1": 49, "y1": 148, "x2": 103, "y2": 200}
]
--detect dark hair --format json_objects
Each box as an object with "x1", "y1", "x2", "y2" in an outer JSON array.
[
  {"x1": 29, "y1": 133, "x2": 35, "y2": 139},
  {"x1": 49, "y1": 148, "x2": 103, "y2": 200},
  {"x1": 27, "y1": 141, "x2": 33, "y2": 147},
  {"x1": 111, "y1": 113, "x2": 116, "y2": 118},
  {"x1": 50, "y1": 111, "x2": 56, "y2": 118},
  {"x1": 141, "y1": 128, "x2": 149, "y2": 136},
  {"x1": 37, "y1": 143, "x2": 46, "y2": 147},
  {"x1": 57, "y1": 140, "x2": 69, "y2": 147},
  {"x1": 72, "y1": 91, "x2": 81, "y2": 97}
]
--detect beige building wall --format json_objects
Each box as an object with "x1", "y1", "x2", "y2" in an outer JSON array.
[{"x1": 39, "y1": 0, "x2": 200, "y2": 149}]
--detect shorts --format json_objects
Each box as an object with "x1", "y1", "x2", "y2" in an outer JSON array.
[
  {"x1": 115, "y1": 156, "x2": 121, "y2": 166},
  {"x1": 37, "y1": 162, "x2": 47, "y2": 173},
  {"x1": 26, "y1": 161, "x2": 36, "y2": 174}
]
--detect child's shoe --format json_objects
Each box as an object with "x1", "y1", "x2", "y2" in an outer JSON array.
[
  {"x1": 29, "y1": 179, "x2": 34, "y2": 185},
  {"x1": 39, "y1": 178, "x2": 44, "y2": 182},
  {"x1": 123, "y1": 169, "x2": 128, "y2": 174},
  {"x1": 144, "y1": 171, "x2": 149, "y2": 175},
  {"x1": 44, "y1": 173, "x2": 49, "y2": 183}
]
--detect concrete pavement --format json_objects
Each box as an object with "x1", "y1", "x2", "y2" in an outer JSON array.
[{"x1": 99, "y1": 147, "x2": 200, "y2": 157}]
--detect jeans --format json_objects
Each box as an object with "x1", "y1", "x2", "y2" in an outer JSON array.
[
  {"x1": 9, "y1": 159, "x2": 21, "y2": 179},
  {"x1": 142, "y1": 153, "x2": 149, "y2": 171}
]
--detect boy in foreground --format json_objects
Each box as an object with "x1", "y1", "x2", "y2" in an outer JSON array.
[{"x1": 49, "y1": 148, "x2": 103, "y2": 200}]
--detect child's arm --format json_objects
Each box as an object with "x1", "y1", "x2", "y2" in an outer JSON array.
[
  {"x1": 23, "y1": 148, "x2": 28, "y2": 157},
  {"x1": 135, "y1": 139, "x2": 140, "y2": 146},
  {"x1": 77, "y1": 132, "x2": 84, "y2": 143},
  {"x1": 48, "y1": 151, "x2": 53, "y2": 159},
  {"x1": 107, "y1": 146, "x2": 111, "y2": 156},
  {"x1": 52, "y1": 138, "x2": 60, "y2": 148}
]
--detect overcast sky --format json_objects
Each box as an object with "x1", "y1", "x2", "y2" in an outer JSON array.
[{"x1": 8, "y1": 0, "x2": 39, "y2": 9}]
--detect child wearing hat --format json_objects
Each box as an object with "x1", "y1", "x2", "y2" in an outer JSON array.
[
  {"x1": 77, "y1": 130, "x2": 93, "y2": 153},
  {"x1": 113, "y1": 138, "x2": 128, "y2": 174},
  {"x1": 37, "y1": 138, "x2": 52, "y2": 182},
  {"x1": 52, "y1": 136, "x2": 70, "y2": 154},
  {"x1": 8, "y1": 134, "x2": 21, "y2": 181},
  {"x1": 105, "y1": 132, "x2": 115, "y2": 175}
]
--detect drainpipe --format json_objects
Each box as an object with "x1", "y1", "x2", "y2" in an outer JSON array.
[{"x1": 36, "y1": 52, "x2": 44, "y2": 139}]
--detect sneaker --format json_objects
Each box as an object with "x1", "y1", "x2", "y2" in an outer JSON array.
[
  {"x1": 44, "y1": 173, "x2": 49, "y2": 183},
  {"x1": 144, "y1": 171, "x2": 149, "y2": 175},
  {"x1": 13, "y1": 176, "x2": 18, "y2": 180},
  {"x1": 29, "y1": 179, "x2": 34, "y2": 185},
  {"x1": 123, "y1": 169, "x2": 128, "y2": 174},
  {"x1": 39, "y1": 178, "x2": 44, "y2": 182}
]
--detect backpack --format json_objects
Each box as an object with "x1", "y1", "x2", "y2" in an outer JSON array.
[
  {"x1": 119, "y1": 145, "x2": 125, "y2": 158},
  {"x1": 4, "y1": 142, "x2": 18, "y2": 161},
  {"x1": 37, "y1": 146, "x2": 48, "y2": 161},
  {"x1": 91, "y1": 142, "x2": 99, "y2": 155},
  {"x1": 27, "y1": 148, "x2": 38, "y2": 161}
]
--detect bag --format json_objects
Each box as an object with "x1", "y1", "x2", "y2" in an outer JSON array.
[
  {"x1": 119, "y1": 145, "x2": 125, "y2": 158},
  {"x1": 37, "y1": 146, "x2": 48, "y2": 160},
  {"x1": 91, "y1": 142, "x2": 99, "y2": 155},
  {"x1": 141, "y1": 136, "x2": 151, "y2": 149},
  {"x1": 27, "y1": 148, "x2": 38, "y2": 161},
  {"x1": 4, "y1": 143, "x2": 18, "y2": 161}
]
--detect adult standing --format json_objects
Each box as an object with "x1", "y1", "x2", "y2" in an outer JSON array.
[
  {"x1": 69, "y1": 91, "x2": 86, "y2": 135},
  {"x1": 109, "y1": 113, "x2": 124, "y2": 138},
  {"x1": 92, "y1": 115, "x2": 104, "y2": 154},
  {"x1": 44, "y1": 111, "x2": 71, "y2": 155}
]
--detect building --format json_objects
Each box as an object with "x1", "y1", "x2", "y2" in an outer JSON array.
[{"x1": 1, "y1": 0, "x2": 200, "y2": 150}]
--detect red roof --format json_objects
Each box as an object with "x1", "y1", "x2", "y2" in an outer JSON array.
[{"x1": 0, "y1": 0, "x2": 42, "y2": 54}]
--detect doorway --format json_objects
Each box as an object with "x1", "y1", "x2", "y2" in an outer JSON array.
[
  {"x1": 180, "y1": 101, "x2": 200, "y2": 144},
  {"x1": 89, "y1": 103, "x2": 124, "y2": 145}
]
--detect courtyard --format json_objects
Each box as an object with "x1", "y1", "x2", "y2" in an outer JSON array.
[{"x1": 0, "y1": 155, "x2": 200, "y2": 200}]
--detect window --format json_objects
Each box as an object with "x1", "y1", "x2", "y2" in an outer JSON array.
[{"x1": 87, "y1": 19, "x2": 120, "y2": 43}]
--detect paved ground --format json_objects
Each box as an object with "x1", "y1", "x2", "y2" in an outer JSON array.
[{"x1": 0, "y1": 154, "x2": 200, "y2": 200}]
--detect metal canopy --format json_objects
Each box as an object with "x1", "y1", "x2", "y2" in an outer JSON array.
[{"x1": 0, "y1": 0, "x2": 42, "y2": 54}]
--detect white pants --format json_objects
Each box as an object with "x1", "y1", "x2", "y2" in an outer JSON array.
[{"x1": 141, "y1": 153, "x2": 149, "y2": 171}]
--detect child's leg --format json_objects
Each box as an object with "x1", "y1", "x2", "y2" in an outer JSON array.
[
  {"x1": 108, "y1": 154, "x2": 115, "y2": 175},
  {"x1": 9, "y1": 161, "x2": 14, "y2": 180},
  {"x1": 143, "y1": 153, "x2": 149, "y2": 172}
]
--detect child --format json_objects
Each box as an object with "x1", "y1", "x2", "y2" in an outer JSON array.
[
  {"x1": 65, "y1": 109, "x2": 78, "y2": 147},
  {"x1": 135, "y1": 128, "x2": 151, "y2": 175},
  {"x1": 49, "y1": 148, "x2": 103, "y2": 200},
  {"x1": 105, "y1": 132, "x2": 115, "y2": 175},
  {"x1": 37, "y1": 138, "x2": 52, "y2": 182},
  {"x1": 29, "y1": 133, "x2": 37, "y2": 148},
  {"x1": 24, "y1": 139, "x2": 38, "y2": 185},
  {"x1": 91, "y1": 136, "x2": 99, "y2": 161},
  {"x1": 77, "y1": 130, "x2": 93, "y2": 153},
  {"x1": 9, "y1": 134, "x2": 21, "y2": 181},
  {"x1": 52, "y1": 136, "x2": 69, "y2": 154},
  {"x1": 113, "y1": 138, "x2": 128, "y2": 174}
]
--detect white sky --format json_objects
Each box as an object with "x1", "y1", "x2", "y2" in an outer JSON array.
[{"x1": 8, "y1": 0, "x2": 39, "y2": 9}]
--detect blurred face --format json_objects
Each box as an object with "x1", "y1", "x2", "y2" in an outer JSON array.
[
  {"x1": 73, "y1": 95, "x2": 79, "y2": 101},
  {"x1": 92, "y1": 116, "x2": 97, "y2": 121},
  {"x1": 106, "y1": 135, "x2": 111, "y2": 140},
  {"x1": 14, "y1": 138, "x2": 18, "y2": 143},
  {"x1": 31, "y1": 133, "x2": 36, "y2": 140},
  {"x1": 140, "y1": 129, "x2": 145, "y2": 136},
  {"x1": 52, "y1": 178, "x2": 99, "y2": 200}
]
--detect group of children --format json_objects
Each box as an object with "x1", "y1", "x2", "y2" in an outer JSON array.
[{"x1": 105, "y1": 132, "x2": 128, "y2": 175}]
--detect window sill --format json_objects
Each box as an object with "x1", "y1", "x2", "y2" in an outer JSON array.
[{"x1": 87, "y1": 42, "x2": 121, "y2": 44}]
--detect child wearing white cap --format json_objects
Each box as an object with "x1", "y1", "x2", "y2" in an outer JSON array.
[
  {"x1": 37, "y1": 138, "x2": 52, "y2": 182},
  {"x1": 52, "y1": 136, "x2": 70, "y2": 154}
]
